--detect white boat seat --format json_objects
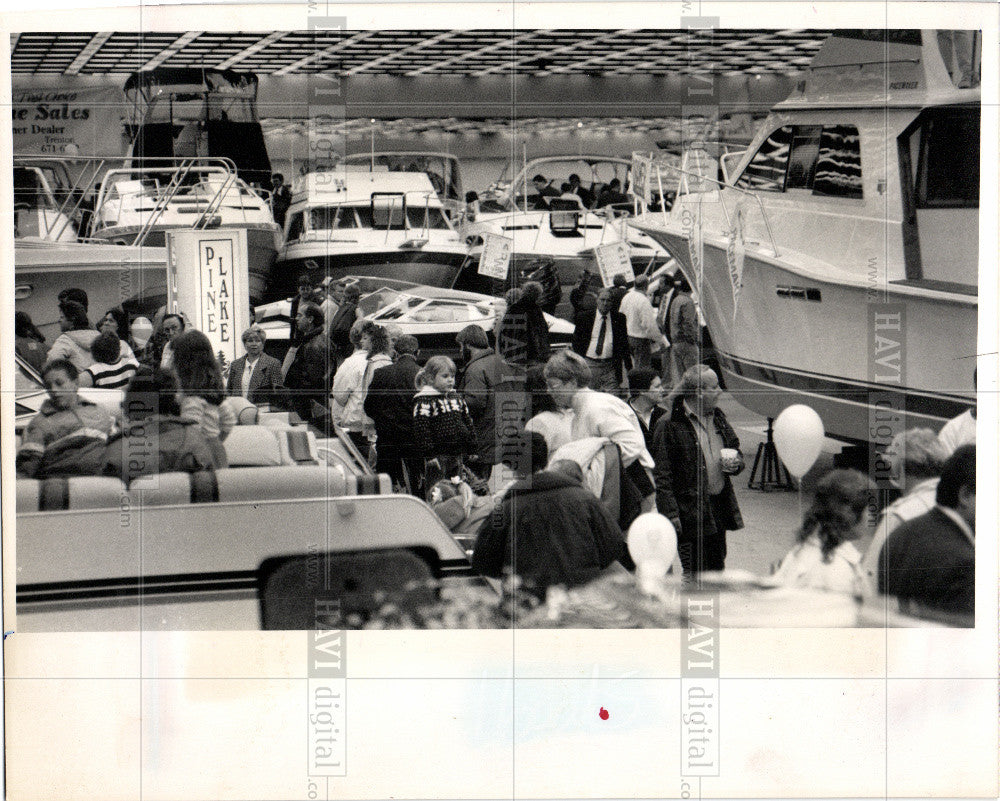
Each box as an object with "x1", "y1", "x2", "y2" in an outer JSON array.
[
  {"x1": 223, "y1": 425, "x2": 283, "y2": 467},
  {"x1": 222, "y1": 396, "x2": 259, "y2": 425},
  {"x1": 21, "y1": 476, "x2": 128, "y2": 511},
  {"x1": 129, "y1": 471, "x2": 201, "y2": 506},
  {"x1": 16, "y1": 479, "x2": 41, "y2": 512},
  {"x1": 215, "y1": 464, "x2": 346, "y2": 502},
  {"x1": 273, "y1": 428, "x2": 320, "y2": 465}
]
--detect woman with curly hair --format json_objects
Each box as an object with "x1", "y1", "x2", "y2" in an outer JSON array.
[
  {"x1": 770, "y1": 469, "x2": 874, "y2": 595},
  {"x1": 172, "y1": 329, "x2": 235, "y2": 466}
]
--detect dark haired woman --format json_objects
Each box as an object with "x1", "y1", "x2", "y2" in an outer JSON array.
[
  {"x1": 172, "y1": 329, "x2": 235, "y2": 466},
  {"x1": 770, "y1": 469, "x2": 872, "y2": 595},
  {"x1": 46, "y1": 300, "x2": 99, "y2": 371},
  {"x1": 97, "y1": 307, "x2": 139, "y2": 361}
]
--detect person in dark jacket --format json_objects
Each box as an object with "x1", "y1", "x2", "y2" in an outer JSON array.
[
  {"x1": 569, "y1": 269, "x2": 598, "y2": 326},
  {"x1": 572, "y1": 288, "x2": 632, "y2": 392},
  {"x1": 627, "y1": 367, "x2": 666, "y2": 453},
  {"x1": 456, "y1": 324, "x2": 527, "y2": 479},
  {"x1": 103, "y1": 367, "x2": 219, "y2": 482},
  {"x1": 328, "y1": 282, "x2": 362, "y2": 362},
  {"x1": 288, "y1": 274, "x2": 320, "y2": 342},
  {"x1": 652, "y1": 365, "x2": 745, "y2": 575},
  {"x1": 15, "y1": 311, "x2": 48, "y2": 373},
  {"x1": 364, "y1": 334, "x2": 423, "y2": 492},
  {"x1": 472, "y1": 430, "x2": 634, "y2": 600},
  {"x1": 284, "y1": 303, "x2": 334, "y2": 422},
  {"x1": 878, "y1": 444, "x2": 975, "y2": 620},
  {"x1": 498, "y1": 281, "x2": 551, "y2": 367},
  {"x1": 522, "y1": 259, "x2": 562, "y2": 316},
  {"x1": 412, "y1": 355, "x2": 478, "y2": 494}
]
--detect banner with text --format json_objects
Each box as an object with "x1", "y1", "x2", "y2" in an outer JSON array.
[
  {"x1": 477, "y1": 233, "x2": 513, "y2": 280},
  {"x1": 594, "y1": 241, "x2": 635, "y2": 287},
  {"x1": 12, "y1": 85, "x2": 125, "y2": 156},
  {"x1": 167, "y1": 229, "x2": 250, "y2": 368}
]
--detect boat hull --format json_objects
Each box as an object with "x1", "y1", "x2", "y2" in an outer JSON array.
[
  {"x1": 15, "y1": 242, "x2": 168, "y2": 341},
  {"x1": 91, "y1": 225, "x2": 279, "y2": 305},
  {"x1": 269, "y1": 247, "x2": 472, "y2": 302},
  {"x1": 633, "y1": 224, "x2": 976, "y2": 442}
]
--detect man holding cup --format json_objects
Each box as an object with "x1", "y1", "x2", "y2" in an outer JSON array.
[{"x1": 652, "y1": 365, "x2": 745, "y2": 575}]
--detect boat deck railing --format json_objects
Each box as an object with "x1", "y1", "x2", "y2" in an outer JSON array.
[
  {"x1": 13, "y1": 155, "x2": 265, "y2": 248},
  {"x1": 644, "y1": 158, "x2": 781, "y2": 258}
]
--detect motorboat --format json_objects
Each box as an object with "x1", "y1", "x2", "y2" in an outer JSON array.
[
  {"x1": 255, "y1": 275, "x2": 575, "y2": 361},
  {"x1": 629, "y1": 29, "x2": 980, "y2": 443},
  {"x1": 13, "y1": 157, "x2": 167, "y2": 341},
  {"x1": 268, "y1": 169, "x2": 473, "y2": 303},
  {"x1": 13, "y1": 155, "x2": 278, "y2": 335},
  {"x1": 339, "y1": 151, "x2": 465, "y2": 220},
  {"x1": 86, "y1": 157, "x2": 281, "y2": 302},
  {"x1": 462, "y1": 155, "x2": 672, "y2": 285}
]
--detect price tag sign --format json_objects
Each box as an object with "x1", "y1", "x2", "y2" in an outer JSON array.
[
  {"x1": 594, "y1": 241, "x2": 634, "y2": 287},
  {"x1": 477, "y1": 232, "x2": 513, "y2": 280},
  {"x1": 630, "y1": 152, "x2": 652, "y2": 205}
]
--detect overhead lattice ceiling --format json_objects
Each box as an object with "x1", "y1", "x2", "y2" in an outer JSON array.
[{"x1": 10, "y1": 29, "x2": 831, "y2": 77}]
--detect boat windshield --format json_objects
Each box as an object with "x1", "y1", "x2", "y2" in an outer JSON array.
[
  {"x1": 307, "y1": 204, "x2": 450, "y2": 231},
  {"x1": 502, "y1": 158, "x2": 631, "y2": 211}
]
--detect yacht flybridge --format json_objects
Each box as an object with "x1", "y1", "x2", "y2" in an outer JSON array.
[
  {"x1": 629, "y1": 29, "x2": 979, "y2": 443},
  {"x1": 463, "y1": 155, "x2": 671, "y2": 284},
  {"x1": 269, "y1": 168, "x2": 472, "y2": 302}
]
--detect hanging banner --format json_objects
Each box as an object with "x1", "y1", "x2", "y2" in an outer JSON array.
[
  {"x1": 166, "y1": 229, "x2": 250, "y2": 368},
  {"x1": 594, "y1": 241, "x2": 634, "y2": 287},
  {"x1": 12, "y1": 84, "x2": 126, "y2": 156},
  {"x1": 477, "y1": 232, "x2": 513, "y2": 280},
  {"x1": 726, "y1": 203, "x2": 747, "y2": 325}
]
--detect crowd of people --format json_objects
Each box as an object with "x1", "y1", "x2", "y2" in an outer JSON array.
[{"x1": 15, "y1": 274, "x2": 978, "y2": 623}]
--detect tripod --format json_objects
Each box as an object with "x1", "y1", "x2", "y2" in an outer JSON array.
[{"x1": 748, "y1": 417, "x2": 794, "y2": 491}]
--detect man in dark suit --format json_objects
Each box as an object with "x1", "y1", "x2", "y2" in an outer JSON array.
[
  {"x1": 572, "y1": 288, "x2": 632, "y2": 393},
  {"x1": 879, "y1": 444, "x2": 975, "y2": 621},
  {"x1": 364, "y1": 334, "x2": 422, "y2": 492},
  {"x1": 227, "y1": 325, "x2": 285, "y2": 407},
  {"x1": 284, "y1": 303, "x2": 334, "y2": 423}
]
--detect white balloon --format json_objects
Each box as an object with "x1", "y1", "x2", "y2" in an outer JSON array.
[
  {"x1": 773, "y1": 404, "x2": 825, "y2": 478},
  {"x1": 130, "y1": 316, "x2": 153, "y2": 349},
  {"x1": 627, "y1": 512, "x2": 677, "y2": 579}
]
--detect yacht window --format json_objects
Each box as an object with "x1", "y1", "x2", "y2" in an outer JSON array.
[
  {"x1": 405, "y1": 206, "x2": 450, "y2": 230},
  {"x1": 916, "y1": 108, "x2": 979, "y2": 208},
  {"x1": 737, "y1": 124, "x2": 862, "y2": 199},
  {"x1": 735, "y1": 126, "x2": 793, "y2": 192},
  {"x1": 785, "y1": 126, "x2": 822, "y2": 190},
  {"x1": 812, "y1": 125, "x2": 863, "y2": 199}
]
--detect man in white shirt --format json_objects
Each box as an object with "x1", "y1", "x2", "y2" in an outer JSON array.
[
  {"x1": 544, "y1": 350, "x2": 656, "y2": 514},
  {"x1": 571, "y1": 289, "x2": 632, "y2": 393},
  {"x1": 618, "y1": 274, "x2": 668, "y2": 370},
  {"x1": 937, "y1": 368, "x2": 976, "y2": 456}
]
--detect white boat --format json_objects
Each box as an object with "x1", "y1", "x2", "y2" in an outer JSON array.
[
  {"x1": 340, "y1": 151, "x2": 465, "y2": 220},
  {"x1": 629, "y1": 29, "x2": 979, "y2": 442},
  {"x1": 87, "y1": 157, "x2": 281, "y2": 303},
  {"x1": 269, "y1": 169, "x2": 473, "y2": 302},
  {"x1": 13, "y1": 158, "x2": 167, "y2": 340},
  {"x1": 462, "y1": 155, "x2": 672, "y2": 284}
]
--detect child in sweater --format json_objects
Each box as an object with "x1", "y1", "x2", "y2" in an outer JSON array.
[{"x1": 412, "y1": 356, "x2": 478, "y2": 496}]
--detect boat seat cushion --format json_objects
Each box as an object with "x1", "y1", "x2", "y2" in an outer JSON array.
[
  {"x1": 16, "y1": 479, "x2": 41, "y2": 513},
  {"x1": 274, "y1": 428, "x2": 320, "y2": 465},
  {"x1": 216, "y1": 464, "x2": 347, "y2": 502},
  {"x1": 223, "y1": 425, "x2": 283, "y2": 467},
  {"x1": 222, "y1": 396, "x2": 260, "y2": 425}
]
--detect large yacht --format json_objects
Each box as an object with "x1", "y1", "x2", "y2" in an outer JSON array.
[{"x1": 630, "y1": 30, "x2": 979, "y2": 442}]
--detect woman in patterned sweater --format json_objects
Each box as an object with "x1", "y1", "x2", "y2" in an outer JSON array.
[{"x1": 412, "y1": 356, "x2": 478, "y2": 496}]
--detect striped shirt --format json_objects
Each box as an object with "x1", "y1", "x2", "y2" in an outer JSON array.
[{"x1": 84, "y1": 359, "x2": 139, "y2": 389}]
